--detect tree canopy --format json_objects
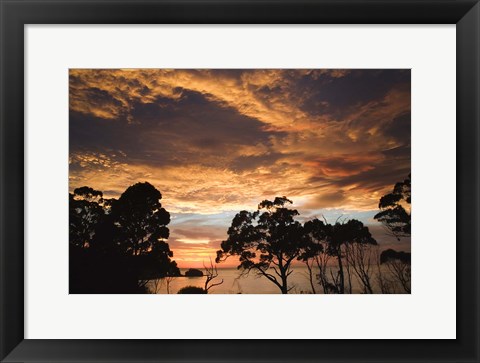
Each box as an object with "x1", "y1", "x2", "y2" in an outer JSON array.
[
  {"x1": 380, "y1": 249, "x2": 411, "y2": 293},
  {"x1": 216, "y1": 197, "x2": 314, "y2": 294},
  {"x1": 380, "y1": 249, "x2": 411, "y2": 265},
  {"x1": 216, "y1": 197, "x2": 379, "y2": 294},
  {"x1": 112, "y1": 182, "x2": 171, "y2": 256},
  {"x1": 69, "y1": 182, "x2": 179, "y2": 293},
  {"x1": 300, "y1": 218, "x2": 377, "y2": 294},
  {"x1": 69, "y1": 187, "x2": 105, "y2": 249},
  {"x1": 374, "y1": 174, "x2": 411, "y2": 239}
]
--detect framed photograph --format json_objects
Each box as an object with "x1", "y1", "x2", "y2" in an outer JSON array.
[
  {"x1": 68, "y1": 67, "x2": 412, "y2": 296},
  {"x1": 1, "y1": 0, "x2": 479, "y2": 362}
]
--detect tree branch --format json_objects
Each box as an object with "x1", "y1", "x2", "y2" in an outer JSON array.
[{"x1": 254, "y1": 266, "x2": 282, "y2": 290}]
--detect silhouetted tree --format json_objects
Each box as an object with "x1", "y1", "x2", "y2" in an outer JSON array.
[
  {"x1": 326, "y1": 220, "x2": 377, "y2": 293},
  {"x1": 89, "y1": 213, "x2": 120, "y2": 254},
  {"x1": 150, "y1": 277, "x2": 162, "y2": 294},
  {"x1": 380, "y1": 249, "x2": 411, "y2": 293},
  {"x1": 374, "y1": 246, "x2": 395, "y2": 294},
  {"x1": 147, "y1": 267, "x2": 179, "y2": 294},
  {"x1": 69, "y1": 182, "x2": 179, "y2": 294},
  {"x1": 345, "y1": 242, "x2": 376, "y2": 293},
  {"x1": 300, "y1": 218, "x2": 376, "y2": 294},
  {"x1": 165, "y1": 275, "x2": 176, "y2": 294},
  {"x1": 112, "y1": 182, "x2": 171, "y2": 256},
  {"x1": 299, "y1": 218, "x2": 327, "y2": 294},
  {"x1": 216, "y1": 197, "x2": 311, "y2": 294},
  {"x1": 374, "y1": 174, "x2": 411, "y2": 239},
  {"x1": 203, "y1": 259, "x2": 224, "y2": 293},
  {"x1": 69, "y1": 187, "x2": 105, "y2": 248}
]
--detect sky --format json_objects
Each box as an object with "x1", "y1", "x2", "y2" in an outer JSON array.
[{"x1": 69, "y1": 69, "x2": 411, "y2": 268}]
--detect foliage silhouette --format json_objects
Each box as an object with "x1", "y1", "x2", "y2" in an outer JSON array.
[
  {"x1": 112, "y1": 182, "x2": 171, "y2": 256},
  {"x1": 300, "y1": 218, "x2": 377, "y2": 294},
  {"x1": 203, "y1": 259, "x2": 224, "y2": 292},
  {"x1": 298, "y1": 218, "x2": 327, "y2": 293},
  {"x1": 69, "y1": 182, "x2": 179, "y2": 293},
  {"x1": 380, "y1": 249, "x2": 411, "y2": 293},
  {"x1": 69, "y1": 187, "x2": 105, "y2": 249},
  {"x1": 374, "y1": 174, "x2": 411, "y2": 239},
  {"x1": 216, "y1": 197, "x2": 315, "y2": 294},
  {"x1": 380, "y1": 249, "x2": 411, "y2": 264},
  {"x1": 69, "y1": 181, "x2": 412, "y2": 294},
  {"x1": 327, "y1": 220, "x2": 377, "y2": 293}
]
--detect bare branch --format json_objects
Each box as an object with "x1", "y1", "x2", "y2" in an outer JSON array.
[{"x1": 204, "y1": 257, "x2": 224, "y2": 293}]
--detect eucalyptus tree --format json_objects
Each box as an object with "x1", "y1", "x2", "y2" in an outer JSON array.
[
  {"x1": 374, "y1": 174, "x2": 411, "y2": 239},
  {"x1": 216, "y1": 197, "x2": 312, "y2": 294},
  {"x1": 69, "y1": 182, "x2": 180, "y2": 293},
  {"x1": 69, "y1": 186, "x2": 105, "y2": 249},
  {"x1": 299, "y1": 218, "x2": 327, "y2": 294},
  {"x1": 300, "y1": 218, "x2": 377, "y2": 294},
  {"x1": 380, "y1": 249, "x2": 411, "y2": 293},
  {"x1": 327, "y1": 220, "x2": 377, "y2": 294},
  {"x1": 112, "y1": 182, "x2": 171, "y2": 256}
]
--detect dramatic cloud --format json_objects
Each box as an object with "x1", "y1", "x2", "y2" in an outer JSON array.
[{"x1": 70, "y1": 69, "x2": 411, "y2": 267}]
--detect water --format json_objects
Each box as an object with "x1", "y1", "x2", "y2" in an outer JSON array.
[{"x1": 146, "y1": 266, "x2": 408, "y2": 294}]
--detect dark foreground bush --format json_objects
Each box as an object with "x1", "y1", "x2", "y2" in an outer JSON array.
[
  {"x1": 177, "y1": 286, "x2": 206, "y2": 294},
  {"x1": 69, "y1": 246, "x2": 145, "y2": 294}
]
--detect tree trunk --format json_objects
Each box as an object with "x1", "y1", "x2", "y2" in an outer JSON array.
[
  {"x1": 280, "y1": 269, "x2": 288, "y2": 294},
  {"x1": 306, "y1": 260, "x2": 317, "y2": 294},
  {"x1": 345, "y1": 260, "x2": 352, "y2": 294},
  {"x1": 337, "y1": 250, "x2": 345, "y2": 294}
]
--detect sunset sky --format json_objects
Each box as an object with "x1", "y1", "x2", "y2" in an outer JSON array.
[{"x1": 69, "y1": 69, "x2": 411, "y2": 268}]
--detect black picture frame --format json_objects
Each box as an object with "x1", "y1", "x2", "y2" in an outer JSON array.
[{"x1": 1, "y1": 1, "x2": 479, "y2": 362}]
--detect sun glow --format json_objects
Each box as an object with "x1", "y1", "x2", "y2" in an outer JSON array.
[{"x1": 176, "y1": 238, "x2": 211, "y2": 245}]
